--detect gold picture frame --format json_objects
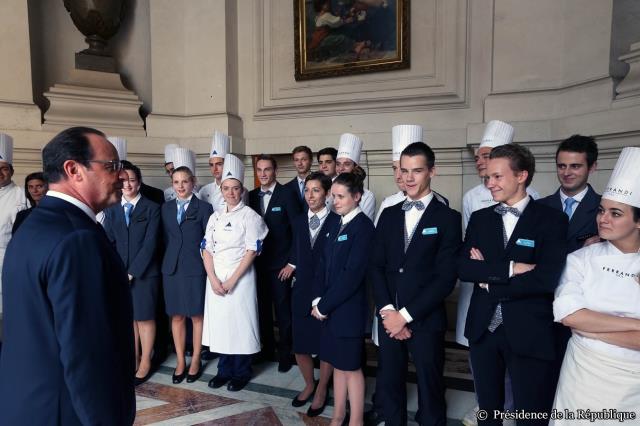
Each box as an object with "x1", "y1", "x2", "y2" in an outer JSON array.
[{"x1": 294, "y1": 0, "x2": 410, "y2": 81}]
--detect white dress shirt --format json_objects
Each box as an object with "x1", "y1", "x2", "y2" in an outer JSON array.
[
  {"x1": 121, "y1": 193, "x2": 142, "y2": 209},
  {"x1": 47, "y1": 190, "x2": 96, "y2": 223},
  {"x1": 260, "y1": 181, "x2": 277, "y2": 213},
  {"x1": 559, "y1": 185, "x2": 589, "y2": 218}
]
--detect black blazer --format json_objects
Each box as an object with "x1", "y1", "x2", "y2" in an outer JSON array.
[
  {"x1": 458, "y1": 198, "x2": 568, "y2": 361},
  {"x1": 104, "y1": 196, "x2": 162, "y2": 279},
  {"x1": 141, "y1": 182, "x2": 165, "y2": 205},
  {"x1": 290, "y1": 210, "x2": 341, "y2": 317},
  {"x1": 11, "y1": 207, "x2": 33, "y2": 235},
  {"x1": 370, "y1": 199, "x2": 462, "y2": 331},
  {"x1": 249, "y1": 182, "x2": 302, "y2": 270},
  {"x1": 313, "y1": 212, "x2": 375, "y2": 337},
  {"x1": 161, "y1": 195, "x2": 213, "y2": 276},
  {"x1": 0, "y1": 196, "x2": 135, "y2": 425},
  {"x1": 284, "y1": 177, "x2": 306, "y2": 210},
  {"x1": 538, "y1": 184, "x2": 600, "y2": 253}
]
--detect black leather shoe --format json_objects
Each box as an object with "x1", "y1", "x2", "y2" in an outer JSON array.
[
  {"x1": 134, "y1": 370, "x2": 153, "y2": 387},
  {"x1": 363, "y1": 409, "x2": 384, "y2": 426},
  {"x1": 227, "y1": 378, "x2": 249, "y2": 392},
  {"x1": 291, "y1": 390, "x2": 314, "y2": 407},
  {"x1": 172, "y1": 369, "x2": 187, "y2": 384},
  {"x1": 201, "y1": 349, "x2": 218, "y2": 361},
  {"x1": 208, "y1": 375, "x2": 230, "y2": 389},
  {"x1": 306, "y1": 397, "x2": 327, "y2": 417},
  {"x1": 186, "y1": 363, "x2": 202, "y2": 383}
]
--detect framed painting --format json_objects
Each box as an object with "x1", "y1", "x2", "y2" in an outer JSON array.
[{"x1": 294, "y1": 0, "x2": 410, "y2": 81}]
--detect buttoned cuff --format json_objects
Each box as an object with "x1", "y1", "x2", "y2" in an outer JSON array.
[
  {"x1": 287, "y1": 263, "x2": 296, "y2": 270},
  {"x1": 399, "y1": 308, "x2": 413, "y2": 323},
  {"x1": 312, "y1": 297, "x2": 321, "y2": 307},
  {"x1": 509, "y1": 261, "x2": 514, "y2": 278},
  {"x1": 379, "y1": 304, "x2": 395, "y2": 315}
]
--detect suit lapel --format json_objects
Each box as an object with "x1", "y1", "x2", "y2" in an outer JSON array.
[
  {"x1": 505, "y1": 199, "x2": 536, "y2": 250},
  {"x1": 265, "y1": 184, "x2": 282, "y2": 218},
  {"x1": 129, "y1": 197, "x2": 145, "y2": 224},
  {"x1": 180, "y1": 196, "x2": 199, "y2": 226},
  {"x1": 404, "y1": 199, "x2": 439, "y2": 254},
  {"x1": 567, "y1": 185, "x2": 599, "y2": 238}
]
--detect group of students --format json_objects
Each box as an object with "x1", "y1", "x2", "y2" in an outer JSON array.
[{"x1": 0, "y1": 120, "x2": 638, "y2": 426}]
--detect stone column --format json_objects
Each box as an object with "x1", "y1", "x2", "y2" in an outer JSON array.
[
  {"x1": 616, "y1": 42, "x2": 640, "y2": 99},
  {"x1": 147, "y1": 0, "x2": 242, "y2": 144},
  {"x1": 0, "y1": 0, "x2": 41, "y2": 130}
]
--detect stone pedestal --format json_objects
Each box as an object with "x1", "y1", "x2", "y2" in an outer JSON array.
[
  {"x1": 616, "y1": 41, "x2": 640, "y2": 99},
  {"x1": 43, "y1": 68, "x2": 145, "y2": 136}
]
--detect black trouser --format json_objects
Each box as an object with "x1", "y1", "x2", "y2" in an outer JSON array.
[
  {"x1": 256, "y1": 268, "x2": 292, "y2": 361},
  {"x1": 469, "y1": 326, "x2": 555, "y2": 426},
  {"x1": 376, "y1": 323, "x2": 446, "y2": 426}
]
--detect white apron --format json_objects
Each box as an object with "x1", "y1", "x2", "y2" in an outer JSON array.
[
  {"x1": 552, "y1": 250, "x2": 640, "y2": 423},
  {"x1": 201, "y1": 203, "x2": 267, "y2": 355},
  {"x1": 0, "y1": 182, "x2": 27, "y2": 313}
]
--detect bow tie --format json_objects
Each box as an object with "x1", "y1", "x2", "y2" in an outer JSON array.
[
  {"x1": 258, "y1": 190, "x2": 272, "y2": 197},
  {"x1": 401, "y1": 200, "x2": 425, "y2": 211},
  {"x1": 494, "y1": 205, "x2": 521, "y2": 217}
]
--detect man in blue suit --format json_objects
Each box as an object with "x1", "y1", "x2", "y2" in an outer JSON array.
[
  {"x1": 249, "y1": 154, "x2": 302, "y2": 372},
  {"x1": 538, "y1": 134, "x2": 601, "y2": 386},
  {"x1": 459, "y1": 144, "x2": 568, "y2": 425},
  {"x1": 284, "y1": 145, "x2": 313, "y2": 210},
  {"x1": 370, "y1": 142, "x2": 462, "y2": 426},
  {"x1": 0, "y1": 127, "x2": 136, "y2": 425}
]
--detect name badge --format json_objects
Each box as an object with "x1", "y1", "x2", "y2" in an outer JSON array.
[
  {"x1": 422, "y1": 227, "x2": 438, "y2": 235},
  {"x1": 516, "y1": 238, "x2": 535, "y2": 248},
  {"x1": 271, "y1": 206, "x2": 282, "y2": 212},
  {"x1": 337, "y1": 234, "x2": 348, "y2": 242}
]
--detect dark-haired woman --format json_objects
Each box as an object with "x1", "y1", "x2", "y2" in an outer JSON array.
[
  {"x1": 290, "y1": 172, "x2": 340, "y2": 417},
  {"x1": 312, "y1": 172, "x2": 374, "y2": 426},
  {"x1": 552, "y1": 147, "x2": 640, "y2": 424},
  {"x1": 161, "y1": 163, "x2": 213, "y2": 384},
  {"x1": 104, "y1": 161, "x2": 161, "y2": 386},
  {"x1": 12, "y1": 172, "x2": 47, "y2": 234}
]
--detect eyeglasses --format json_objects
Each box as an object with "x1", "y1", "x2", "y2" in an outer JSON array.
[{"x1": 88, "y1": 160, "x2": 123, "y2": 172}]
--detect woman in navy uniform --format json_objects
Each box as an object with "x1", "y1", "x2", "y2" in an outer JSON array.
[
  {"x1": 104, "y1": 161, "x2": 161, "y2": 385},
  {"x1": 290, "y1": 171, "x2": 340, "y2": 417},
  {"x1": 312, "y1": 171, "x2": 375, "y2": 426},
  {"x1": 161, "y1": 157, "x2": 213, "y2": 384}
]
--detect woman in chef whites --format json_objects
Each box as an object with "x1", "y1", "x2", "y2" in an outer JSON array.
[
  {"x1": 312, "y1": 170, "x2": 375, "y2": 426},
  {"x1": 551, "y1": 146, "x2": 640, "y2": 424},
  {"x1": 202, "y1": 154, "x2": 268, "y2": 392}
]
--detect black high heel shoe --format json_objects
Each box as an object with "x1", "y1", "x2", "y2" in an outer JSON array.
[
  {"x1": 172, "y1": 368, "x2": 187, "y2": 384},
  {"x1": 134, "y1": 369, "x2": 153, "y2": 386},
  {"x1": 186, "y1": 362, "x2": 202, "y2": 383}
]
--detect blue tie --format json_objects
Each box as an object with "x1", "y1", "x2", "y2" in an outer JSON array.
[
  {"x1": 124, "y1": 203, "x2": 133, "y2": 227},
  {"x1": 177, "y1": 199, "x2": 188, "y2": 224},
  {"x1": 564, "y1": 197, "x2": 576, "y2": 219}
]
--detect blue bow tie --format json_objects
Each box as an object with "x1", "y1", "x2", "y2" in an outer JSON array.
[
  {"x1": 401, "y1": 200, "x2": 425, "y2": 211},
  {"x1": 494, "y1": 205, "x2": 521, "y2": 217},
  {"x1": 258, "y1": 190, "x2": 272, "y2": 197}
]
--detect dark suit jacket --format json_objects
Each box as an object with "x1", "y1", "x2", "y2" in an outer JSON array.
[
  {"x1": 458, "y1": 198, "x2": 568, "y2": 361},
  {"x1": 370, "y1": 199, "x2": 462, "y2": 331},
  {"x1": 290, "y1": 210, "x2": 341, "y2": 317},
  {"x1": 104, "y1": 196, "x2": 162, "y2": 279},
  {"x1": 11, "y1": 206, "x2": 33, "y2": 235},
  {"x1": 249, "y1": 182, "x2": 302, "y2": 270},
  {"x1": 0, "y1": 196, "x2": 135, "y2": 425},
  {"x1": 538, "y1": 184, "x2": 600, "y2": 253},
  {"x1": 141, "y1": 182, "x2": 165, "y2": 205},
  {"x1": 161, "y1": 195, "x2": 213, "y2": 276},
  {"x1": 313, "y1": 212, "x2": 375, "y2": 337},
  {"x1": 284, "y1": 177, "x2": 306, "y2": 210}
]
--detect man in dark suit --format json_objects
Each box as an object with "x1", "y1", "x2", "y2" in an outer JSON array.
[
  {"x1": 459, "y1": 144, "x2": 568, "y2": 425},
  {"x1": 538, "y1": 134, "x2": 601, "y2": 385},
  {"x1": 249, "y1": 154, "x2": 302, "y2": 372},
  {"x1": 284, "y1": 145, "x2": 313, "y2": 210},
  {"x1": 370, "y1": 142, "x2": 461, "y2": 426},
  {"x1": 0, "y1": 127, "x2": 135, "y2": 425},
  {"x1": 141, "y1": 182, "x2": 165, "y2": 205}
]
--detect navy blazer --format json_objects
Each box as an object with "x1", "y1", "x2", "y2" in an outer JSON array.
[
  {"x1": 284, "y1": 177, "x2": 306, "y2": 210},
  {"x1": 104, "y1": 196, "x2": 162, "y2": 279},
  {"x1": 538, "y1": 184, "x2": 600, "y2": 253},
  {"x1": 161, "y1": 195, "x2": 213, "y2": 276},
  {"x1": 458, "y1": 198, "x2": 568, "y2": 361},
  {"x1": 313, "y1": 212, "x2": 375, "y2": 338},
  {"x1": 0, "y1": 196, "x2": 135, "y2": 425},
  {"x1": 370, "y1": 199, "x2": 462, "y2": 331},
  {"x1": 141, "y1": 182, "x2": 165, "y2": 205},
  {"x1": 249, "y1": 182, "x2": 302, "y2": 270},
  {"x1": 290, "y1": 210, "x2": 341, "y2": 317}
]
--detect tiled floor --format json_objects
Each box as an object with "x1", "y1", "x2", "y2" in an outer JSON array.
[{"x1": 134, "y1": 335, "x2": 477, "y2": 425}]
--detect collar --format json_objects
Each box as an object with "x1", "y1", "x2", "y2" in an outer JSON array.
[
  {"x1": 0, "y1": 181, "x2": 16, "y2": 191},
  {"x1": 121, "y1": 193, "x2": 142, "y2": 207},
  {"x1": 560, "y1": 185, "x2": 589, "y2": 204},
  {"x1": 261, "y1": 181, "x2": 277, "y2": 193},
  {"x1": 226, "y1": 200, "x2": 246, "y2": 213},
  {"x1": 405, "y1": 191, "x2": 434, "y2": 208},
  {"x1": 47, "y1": 190, "x2": 97, "y2": 223},
  {"x1": 341, "y1": 206, "x2": 362, "y2": 225},
  {"x1": 500, "y1": 194, "x2": 530, "y2": 213},
  {"x1": 308, "y1": 206, "x2": 328, "y2": 220},
  {"x1": 297, "y1": 175, "x2": 308, "y2": 185},
  {"x1": 176, "y1": 194, "x2": 194, "y2": 203}
]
